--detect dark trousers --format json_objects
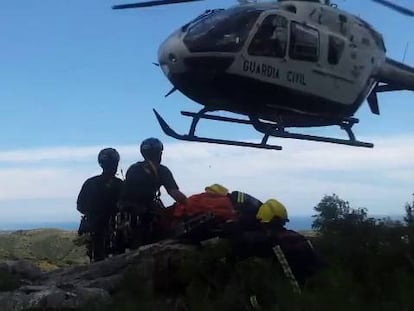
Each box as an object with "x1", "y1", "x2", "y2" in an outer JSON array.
[
  {"x1": 89, "y1": 231, "x2": 107, "y2": 262},
  {"x1": 128, "y1": 211, "x2": 155, "y2": 249}
]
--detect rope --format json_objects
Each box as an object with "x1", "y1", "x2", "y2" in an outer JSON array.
[{"x1": 272, "y1": 245, "x2": 301, "y2": 294}]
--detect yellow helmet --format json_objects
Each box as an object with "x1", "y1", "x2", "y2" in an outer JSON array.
[
  {"x1": 205, "y1": 184, "x2": 229, "y2": 196},
  {"x1": 256, "y1": 199, "x2": 288, "y2": 223}
]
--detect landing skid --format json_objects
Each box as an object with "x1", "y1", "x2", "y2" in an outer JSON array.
[
  {"x1": 153, "y1": 109, "x2": 282, "y2": 150},
  {"x1": 153, "y1": 108, "x2": 374, "y2": 150}
]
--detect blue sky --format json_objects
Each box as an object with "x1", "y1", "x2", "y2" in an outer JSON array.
[{"x1": 0, "y1": 0, "x2": 413, "y2": 226}]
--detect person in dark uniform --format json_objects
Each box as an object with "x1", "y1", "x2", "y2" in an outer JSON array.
[
  {"x1": 223, "y1": 199, "x2": 324, "y2": 310},
  {"x1": 228, "y1": 190, "x2": 263, "y2": 230},
  {"x1": 76, "y1": 148, "x2": 123, "y2": 262},
  {"x1": 120, "y1": 137, "x2": 187, "y2": 248},
  {"x1": 204, "y1": 184, "x2": 263, "y2": 230},
  {"x1": 228, "y1": 199, "x2": 323, "y2": 287}
]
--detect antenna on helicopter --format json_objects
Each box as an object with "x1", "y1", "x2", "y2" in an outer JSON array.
[{"x1": 403, "y1": 42, "x2": 410, "y2": 63}]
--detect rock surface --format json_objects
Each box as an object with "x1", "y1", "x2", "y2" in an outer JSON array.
[
  {"x1": 0, "y1": 240, "x2": 196, "y2": 310},
  {"x1": 0, "y1": 260, "x2": 42, "y2": 281}
]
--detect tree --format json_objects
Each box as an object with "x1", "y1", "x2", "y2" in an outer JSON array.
[
  {"x1": 404, "y1": 193, "x2": 414, "y2": 226},
  {"x1": 312, "y1": 194, "x2": 368, "y2": 232}
]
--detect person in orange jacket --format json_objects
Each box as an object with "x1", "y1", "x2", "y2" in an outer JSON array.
[
  {"x1": 173, "y1": 184, "x2": 236, "y2": 222},
  {"x1": 170, "y1": 184, "x2": 263, "y2": 242},
  {"x1": 172, "y1": 184, "x2": 263, "y2": 222},
  {"x1": 206, "y1": 184, "x2": 263, "y2": 230}
]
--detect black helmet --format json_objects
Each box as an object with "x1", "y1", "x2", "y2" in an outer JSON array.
[
  {"x1": 140, "y1": 138, "x2": 163, "y2": 160},
  {"x1": 98, "y1": 148, "x2": 120, "y2": 168}
]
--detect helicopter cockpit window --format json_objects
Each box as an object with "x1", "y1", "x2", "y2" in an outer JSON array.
[
  {"x1": 289, "y1": 22, "x2": 319, "y2": 62},
  {"x1": 328, "y1": 35, "x2": 345, "y2": 65},
  {"x1": 248, "y1": 15, "x2": 288, "y2": 58},
  {"x1": 183, "y1": 7, "x2": 263, "y2": 53}
]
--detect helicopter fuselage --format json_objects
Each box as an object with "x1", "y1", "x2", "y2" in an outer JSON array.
[
  {"x1": 112, "y1": 0, "x2": 413, "y2": 149},
  {"x1": 158, "y1": 1, "x2": 387, "y2": 127}
]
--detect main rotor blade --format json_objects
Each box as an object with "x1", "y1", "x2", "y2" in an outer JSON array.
[
  {"x1": 113, "y1": 0, "x2": 203, "y2": 9},
  {"x1": 372, "y1": 0, "x2": 414, "y2": 16}
]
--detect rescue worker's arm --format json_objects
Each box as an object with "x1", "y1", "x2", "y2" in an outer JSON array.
[
  {"x1": 119, "y1": 167, "x2": 132, "y2": 201},
  {"x1": 111, "y1": 178, "x2": 124, "y2": 217},
  {"x1": 119, "y1": 166, "x2": 138, "y2": 207},
  {"x1": 168, "y1": 189, "x2": 187, "y2": 204},
  {"x1": 160, "y1": 166, "x2": 187, "y2": 204},
  {"x1": 76, "y1": 179, "x2": 92, "y2": 214}
]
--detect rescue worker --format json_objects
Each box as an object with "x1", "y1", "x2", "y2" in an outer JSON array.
[
  {"x1": 120, "y1": 137, "x2": 187, "y2": 248},
  {"x1": 175, "y1": 184, "x2": 236, "y2": 222},
  {"x1": 205, "y1": 184, "x2": 263, "y2": 230},
  {"x1": 76, "y1": 148, "x2": 123, "y2": 262},
  {"x1": 170, "y1": 184, "x2": 262, "y2": 242},
  {"x1": 228, "y1": 199, "x2": 322, "y2": 287}
]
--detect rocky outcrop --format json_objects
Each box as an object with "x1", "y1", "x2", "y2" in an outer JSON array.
[
  {"x1": 0, "y1": 260, "x2": 42, "y2": 281},
  {"x1": 0, "y1": 240, "x2": 197, "y2": 310},
  {"x1": 0, "y1": 286, "x2": 111, "y2": 310},
  {"x1": 0, "y1": 229, "x2": 89, "y2": 269}
]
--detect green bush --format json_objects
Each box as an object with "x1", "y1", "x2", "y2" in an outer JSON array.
[
  {"x1": 308, "y1": 194, "x2": 414, "y2": 310},
  {"x1": 0, "y1": 270, "x2": 20, "y2": 292},
  {"x1": 404, "y1": 194, "x2": 414, "y2": 225},
  {"x1": 86, "y1": 193, "x2": 414, "y2": 310}
]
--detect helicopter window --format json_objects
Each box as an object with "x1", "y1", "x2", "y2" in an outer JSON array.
[
  {"x1": 289, "y1": 22, "x2": 319, "y2": 62},
  {"x1": 181, "y1": 9, "x2": 225, "y2": 32},
  {"x1": 328, "y1": 35, "x2": 345, "y2": 65},
  {"x1": 247, "y1": 15, "x2": 288, "y2": 58},
  {"x1": 183, "y1": 7, "x2": 263, "y2": 53}
]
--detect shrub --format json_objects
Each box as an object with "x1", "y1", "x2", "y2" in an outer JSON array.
[{"x1": 0, "y1": 270, "x2": 19, "y2": 292}]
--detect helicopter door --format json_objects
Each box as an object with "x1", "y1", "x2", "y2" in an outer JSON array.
[
  {"x1": 288, "y1": 22, "x2": 319, "y2": 63},
  {"x1": 327, "y1": 35, "x2": 346, "y2": 66},
  {"x1": 324, "y1": 34, "x2": 353, "y2": 81},
  {"x1": 247, "y1": 14, "x2": 288, "y2": 59},
  {"x1": 241, "y1": 14, "x2": 321, "y2": 95}
]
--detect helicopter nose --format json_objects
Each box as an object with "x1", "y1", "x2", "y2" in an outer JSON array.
[
  {"x1": 157, "y1": 28, "x2": 235, "y2": 103},
  {"x1": 158, "y1": 31, "x2": 187, "y2": 78}
]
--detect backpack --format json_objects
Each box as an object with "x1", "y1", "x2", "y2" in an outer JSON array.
[{"x1": 123, "y1": 161, "x2": 161, "y2": 203}]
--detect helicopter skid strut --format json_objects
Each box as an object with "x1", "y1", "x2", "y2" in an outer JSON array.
[{"x1": 153, "y1": 108, "x2": 374, "y2": 150}]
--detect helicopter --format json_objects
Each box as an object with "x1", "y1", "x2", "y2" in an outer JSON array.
[{"x1": 113, "y1": 0, "x2": 414, "y2": 150}]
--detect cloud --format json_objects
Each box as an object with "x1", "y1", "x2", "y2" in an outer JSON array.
[
  {"x1": 0, "y1": 135, "x2": 413, "y2": 222},
  {"x1": 0, "y1": 168, "x2": 90, "y2": 200},
  {"x1": 0, "y1": 145, "x2": 140, "y2": 164},
  {"x1": 162, "y1": 135, "x2": 414, "y2": 181},
  {"x1": 1, "y1": 135, "x2": 413, "y2": 171}
]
